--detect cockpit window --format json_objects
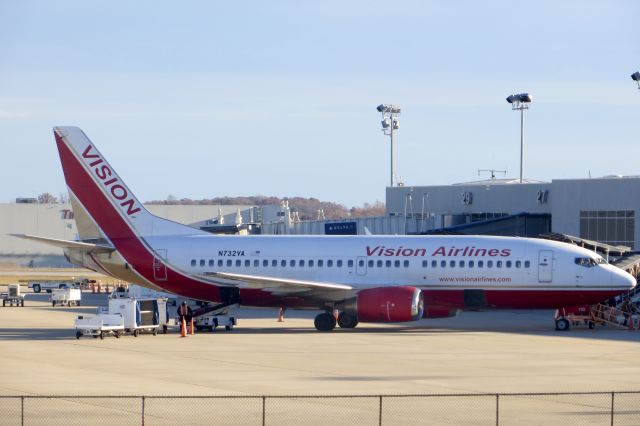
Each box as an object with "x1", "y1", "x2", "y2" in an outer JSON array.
[{"x1": 575, "y1": 257, "x2": 603, "y2": 267}]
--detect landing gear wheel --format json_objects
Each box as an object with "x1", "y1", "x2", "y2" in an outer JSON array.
[
  {"x1": 133, "y1": 329, "x2": 139, "y2": 337},
  {"x1": 555, "y1": 318, "x2": 570, "y2": 331},
  {"x1": 33, "y1": 284, "x2": 41, "y2": 293},
  {"x1": 337, "y1": 312, "x2": 359, "y2": 329},
  {"x1": 314, "y1": 312, "x2": 337, "y2": 331},
  {"x1": 99, "y1": 332, "x2": 104, "y2": 340}
]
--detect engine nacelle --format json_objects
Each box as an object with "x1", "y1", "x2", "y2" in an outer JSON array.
[{"x1": 344, "y1": 286, "x2": 424, "y2": 323}]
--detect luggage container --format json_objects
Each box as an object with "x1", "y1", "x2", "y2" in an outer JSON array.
[
  {"x1": 75, "y1": 314, "x2": 124, "y2": 339},
  {"x1": 51, "y1": 288, "x2": 81, "y2": 307},
  {"x1": 108, "y1": 298, "x2": 166, "y2": 336}
]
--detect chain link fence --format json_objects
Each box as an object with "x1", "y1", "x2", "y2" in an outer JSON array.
[{"x1": 1, "y1": 391, "x2": 638, "y2": 425}]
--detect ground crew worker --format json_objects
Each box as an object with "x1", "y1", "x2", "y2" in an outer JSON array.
[{"x1": 177, "y1": 301, "x2": 193, "y2": 325}]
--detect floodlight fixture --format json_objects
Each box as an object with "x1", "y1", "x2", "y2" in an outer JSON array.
[
  {"x1": 506, "y1": 91, "x2": 532, "y2": 184},
  {"x1": 377, "y1": 103, "x2": 402, "y2": 187}
]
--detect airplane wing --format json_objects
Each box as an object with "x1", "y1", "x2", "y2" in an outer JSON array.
[
  {"x1": 10, "y1": 234, "x2": 115, "y2": 254},
  {"x1": 197, "y1": 271, "x2": 353, "y2": 294}
]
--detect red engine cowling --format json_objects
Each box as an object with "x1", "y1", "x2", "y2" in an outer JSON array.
[{"x1": 345, "y1": 286, "x2": 424, "y2": 323}]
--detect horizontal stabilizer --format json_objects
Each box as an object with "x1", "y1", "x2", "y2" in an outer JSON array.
[{"x1": 10, "y1": 234, "x2": 115, "y2": 253}]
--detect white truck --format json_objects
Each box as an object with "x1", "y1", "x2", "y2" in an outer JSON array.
[
  {"x1": 51, "y1": 288, "x2": 82, "y2": 306},
  {"x1": 29, "y1": 280, "x2": 82, "y2": 293},
  {"x1": 75, "y1": 314, "x2": 125, "y2": 339}
]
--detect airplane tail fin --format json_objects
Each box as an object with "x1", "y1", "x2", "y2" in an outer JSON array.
[{"x1": 54, "y1": 126, "x2": 208, "y2": 239}]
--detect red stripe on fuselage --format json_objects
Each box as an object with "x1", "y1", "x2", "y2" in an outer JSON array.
[{"x1": 55, "y1": 131, "x2": 222, "y2": 302}]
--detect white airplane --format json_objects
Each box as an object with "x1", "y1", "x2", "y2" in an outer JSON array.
[{"x1": 15, "y1": 127, "x2": 636, "y2": 331}]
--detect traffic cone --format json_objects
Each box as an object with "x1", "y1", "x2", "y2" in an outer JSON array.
[
  {"x1": 190, "y1": 318, "x2": 195, "y2": 335},
  {"x1": 180, "y1": 319, "x2": 187, "y2": 337},
  {"x1": 277, "y1": 307, "x2": 284, "y2": 322}
]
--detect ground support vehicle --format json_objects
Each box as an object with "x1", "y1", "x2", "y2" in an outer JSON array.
[
  {"x1": 555, "y1": 304, "x2": 633, "y2": 331},
  {"x1": 108, "y1": 297, "x2": 165, "y2": 336},
  {"x1": 29, "y1": 280, "x2": 85, "y2": 293},
  {"x1": 193, "y1": 314, "x2": 237, "y2": 332},
  {"x1": 51, "y1": 288, "x2": 81, "y2": 307},
  {"x1": 75, "y1": 314, "x2": 125, "y2": 339},
  {"x1": 2, "y1": 284, "x2": 25, "y2": 307}
]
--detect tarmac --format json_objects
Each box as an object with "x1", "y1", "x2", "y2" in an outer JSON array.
[{"x1": 1, "y1": 286, "x2": 640, "y2": 424}]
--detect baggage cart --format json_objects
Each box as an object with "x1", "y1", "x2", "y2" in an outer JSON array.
[
  {"x1": 74, "y1": 314, "x2": 124, "y2": 339},
  {"x1": 108, "y1": 298, "x2": 164, "y2": 336},
  {"x1": 51, "y1": 288, "x2": 81, "y2": 307},
  {"x1": 2, "y1": 284, "x2": 25, "y2": 307}
]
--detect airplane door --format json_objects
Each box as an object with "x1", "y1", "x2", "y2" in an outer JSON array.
[
  {"x1": 538, "y1": 250, "x2": 553, "y2": 283},
  {"x1": 153, "y1": 249, "x2": 168, "y2": 281},
  {"x1": 356, "y1": 257, "x2": 367, "y2": 276}
]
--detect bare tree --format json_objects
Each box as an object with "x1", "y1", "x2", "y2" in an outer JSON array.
[{"x1": 37, "y1": 192, "x2": 58, "y2": 204}]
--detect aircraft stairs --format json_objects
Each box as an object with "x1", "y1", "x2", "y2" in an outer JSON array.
[{"x1": 589, "y1": 304, "x2": 636, "y2": 329}]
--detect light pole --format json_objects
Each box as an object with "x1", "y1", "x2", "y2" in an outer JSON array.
[
  {"x1": 632, "y1": 71, "x2": 640, "y2": 90},
  {"x1": 506, "y1": 93, "x2": 532, "y2": 183},
  {"x1": 377, "y1": 104, "x2": 401, "y2": 187}
]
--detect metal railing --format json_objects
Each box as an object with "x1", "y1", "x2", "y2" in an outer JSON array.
[{"x1": 1, "y1": 391, "x2": 639, "y2": 425}]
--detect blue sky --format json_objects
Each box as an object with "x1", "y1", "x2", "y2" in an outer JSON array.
[{"x1": 1, "y1": 1, "x2": 638, "y2": 207}]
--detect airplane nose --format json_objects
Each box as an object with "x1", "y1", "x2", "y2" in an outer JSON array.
[{"x1": 613, "y1": 268, "x2": 637, "y2": 290}]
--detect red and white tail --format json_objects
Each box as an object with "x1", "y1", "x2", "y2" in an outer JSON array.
[{"x1": 54, "y1": 126, "x2": 207, "y2": 239}]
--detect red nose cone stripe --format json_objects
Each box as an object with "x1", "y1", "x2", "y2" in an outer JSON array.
[{"x1": 55, "y1": 130, "x2": 221, "y2": 301}]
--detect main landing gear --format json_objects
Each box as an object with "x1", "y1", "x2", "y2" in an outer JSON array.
[{"x1": 313, "y1": 311, "x2": 359, "y2": 331}]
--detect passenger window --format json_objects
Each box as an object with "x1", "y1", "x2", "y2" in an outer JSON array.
[
  {"x1": 377, "y1": 260, "x2": 383, "y2": 268},
  {"x1": 337, "y1": 260, "x2": 342, "y2": 267},
  {"x1": 441, "y1": 260, "x2": 446, "y2": 268},
  {"x1": 368, "y1": 260, "x2": 374, "y2": 268},
  {"x1": 515, "y1": 261, "x2": 521, "y2": 268},
  {"x1": 432, "y1": 260, "x2": 437, "y2": 268},
  {"x1": 487, "y1": 261, "x2": 493, "y2": 268},
  {"x1": 235, "y1": 260, "x2": 241, "y2": 267},
  {"x1": 300, "y1": 260, "x2": 305, "y2": 267},
  {"x1": 506, "y1": 261, "x2": 512, "y2": 268},
  {"x1": 394, "y1": 260, "x2": 400, "y2": 268},
  {"x1": 199, "y1": 259, "x2": 205, "y2": 267},
  {"x1": 328, "y1": 260, "x2": 333, "y2": 267},
  {"x1": 450, "y1": 260, "x2": 456, "y2": 268},
  {"x1": 290, "y1": 260, "x2": 295, "y2": 267},
  {"x1": 459, "y1": 260, "x2": 465, "y2": 268},
  {"x1": 208, "y1": 260, "x2": 214, "y2": 267},
  {"x1": 281, "y1": 260, "x2": 286, "y2": 267},
  {"x1": 422, "y1": 260, "x2": 428, "y2": 268},
  {"x1": 478, "y1": 260, "x2": 483, "y2": 268},
  {"x1": 309, "y1": 260, "x2": 315, "y2": 267},
  {"x1": 226, "y1": 259, "x2": 232, "y2": 267},
  {"x1": 190, "y1": 259, "x2": 196, "y2": 267},
  {"x1": 496, "y1": 261, "x2": 503, "y2": 268},
  {"x1": 469, "y1": 260, "x2": 474, "y2": 268},
  {"x1": 386, "y1": 260, "x2": 392, "y2": 267},
  {"x1": 263, "y1": 260, "x2": 268, "y2": 267},
  {"x1": 218, "y1": 259, "x2": 223, "y2": 267},
  {"x1": 404, "y1": 260, "x2": 409, "y2": 267},
  {"x1": 271, "y1": 260, "x2": 277, "y2": 267},
  {"x1": 254, "y1": 260, "x2": 259, "y2": 267},
  {"x1": 318, "y1": 260, "x2": 324, "y2": 267},
  {"x1": 525, "y1": 261, "x2": 530, "y2": 268},
  {"x1": 347, "y1": 260, "x2": 353, "y2": 268},
  {"x1": 244, "y1": 260, "x2": 250, "y2": 267},
  {"x1": 358, "y1": 259, "x2": 364, "y2": 267}
]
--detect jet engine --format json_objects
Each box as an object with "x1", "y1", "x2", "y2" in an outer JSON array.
[{"x1": 343, "y1": 286, "x2": 424, "y2": 323}]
